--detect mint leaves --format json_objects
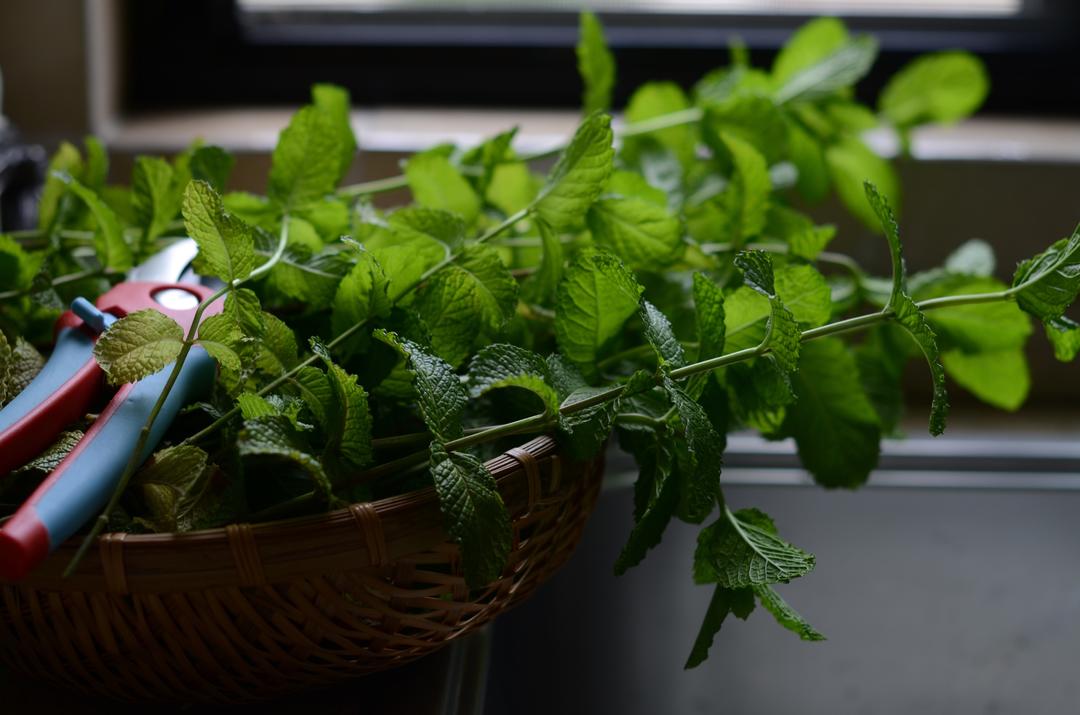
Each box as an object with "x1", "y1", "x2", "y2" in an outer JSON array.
[
  {"x1": 533, "y1": 112, "x2": 615, "y2": 231},
  {"x1": 577, "y1": 11, "x2": 615, "y2": 114},
  {"x1": 555, "y1": 251, "x2": 643, "y2": 373},
  {"x1": 183, "y1": 180, "x2": 257, "y2": 283},
  {"x1": 93, "y1": 309, "x2": 184, "y2": 386}
]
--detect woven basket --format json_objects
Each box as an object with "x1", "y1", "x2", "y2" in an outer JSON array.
[{"x1": 0, "y1": 435, "x2": 601, "y2": 703}]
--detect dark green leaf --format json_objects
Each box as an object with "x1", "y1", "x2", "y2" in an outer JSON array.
[
  {"x1": 640, "y1": 300, "x2": 685, "y2": 368},
  {"x1": 754, "y1": 585, "x2": 826, "y2": 642},
  {"x1": 467, "y1": 344, "x2": 559, "y2": 414},
  {"x1": 695, "y1": 507, "x2": 814, "y2": 587},
  {"x1": 684, "y1": 585, "x2": 755, "y2": 669},
  {"x1": 374, "y1": 330, "x2": 467, "y2": 441}
]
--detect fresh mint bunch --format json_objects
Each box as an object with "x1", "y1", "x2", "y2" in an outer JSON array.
[{"x1": 1, "y1": 14, "x2": 1076, "y2": 669}]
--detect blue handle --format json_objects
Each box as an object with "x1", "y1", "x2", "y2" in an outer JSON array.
[{"x1": 0, "y1": 347, "x2": 217, "y2": 580}]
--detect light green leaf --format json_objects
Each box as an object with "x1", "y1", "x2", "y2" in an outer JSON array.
[
  {"x1": 533, "y1": 112, "x2": 615, "y2": 232},
  {"x1": 224, "y1": 287, "x2": 265, "y2": 337},
  {"x1": 879, "y1": 51, "x2": 988, "y2": 130},
  {"x1": 786, "y1": 119, "x2": 830, "y2": 203},
  {"x1": 771, "y1": 17, "x2": 849, "y2": 87},
  {"x1": 640, "y1": 300, "x2": 685, "y2": 368},
  {"x1": 269, "y1": 94, "x2": 353, "y2": 210},
  {"x1": 375, "y1": 331, "x2": 467, "y2": 441},
  {"x1": 775, "y1": 35, "x2": 878, "y2": 105},
  {"x1": 782, "y1": 338, "x2": 881, "y2": 488},
  {"x1": 913, "y1": 275, "x2": 1031, "y2": 353},
  {"x1": 430, "y1": 443, "x2": 512, "y2": 589},
  {"x1": 93, "y1": 309, "x2": 184, "y2": 386},
  {"x1": 945, "y1": 239, "x2": 995, "y2": 277},
  {"x1": 331, "y1": 248, "x2": 392, "y2": 336},
  {"x1": 623, "y1": 82, "x2": 696, "y2": 166},
  {"x1": 577, "y1": 11, "x2": 615, "y2": 114},
  {"x1": 523, "y1": 217, "x2": 564, "y2": 305},
  {"x1": 685, "y1": 586, "x2": 755, "y2": 669},
  {"x1": 467, "y1": 344, "x2": 559, "y2": 415},
  {"x1": 826, "y1": 138, "x2": 900, "y2": 232},
  {"x1": 942, "y1": 348, "x2": 1029, "y2": 411},
  {"x1": 461, "y1": 128, "x2": 518, "y2": 197},
  {"x1": 237, "y1": 392, "x2": 278, "y2": 420},
  {"x1": 417, "y1": 244, "x2": 518, "y2": 367},
  {"x1": 754, "y1": 584, "x2": 826, "y2": 642},
  {"x1": 713, "y1": 132, "x2": 771, "y2": 247},
  {"x1": 182, "y1": 180, "x2": 256, "y2": 283},
  {"x1": 311, "y1": 83, "x2": 358, "y2": 181},
  {"x1": 703, "y1": 94, "x2": 788, "y2": 165},
  {"x1": 59, "y1": 173, "x2": 134, "y2": 271},
  {"x1": 38, "y1": 142, "x2": 83, "y2": 231},
  {"x1": 554, "y1": 251, "x2": 643, "y2": 374},
  {"x1": 256, "y1": 218, "x2": 351, "y2": 308},
  {"x1": 196, "y1": 312, "x2": 243, "y2": 372},
  {"x1": 1045, "y1": 316, "x2": 1080, "y2": 363},
  {"x1": 405, "y1": 152, "x2": 482, "y2": 224},
  {"x1": 587, "y1": 197, "x2": 684, "y2": 270},
  {"x1": 695, "y1": 507, "x2": 815, "y2": 587},
  {"x1": 132, "y1": 156, "x2": 182, "y2": 249}
]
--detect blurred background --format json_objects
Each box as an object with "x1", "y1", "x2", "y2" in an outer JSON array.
[{"x1": 1, "y1": 1, "x2": 1079, "y2": 713}]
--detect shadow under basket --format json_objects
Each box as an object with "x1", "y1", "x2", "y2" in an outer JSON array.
[{"x1": 0, "y1": 435, "x2": 602, "y2": 703}]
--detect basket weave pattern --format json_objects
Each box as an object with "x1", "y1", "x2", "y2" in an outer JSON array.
[{"x1": 0, "y1": 435, "x2": 601, "y2": 702}]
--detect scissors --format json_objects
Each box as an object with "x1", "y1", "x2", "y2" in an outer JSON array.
[{"x1": 0, "y1": 239, "x2": 221, "y2": 581}]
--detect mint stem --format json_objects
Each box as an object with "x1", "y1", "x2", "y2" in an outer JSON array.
[{"x1": 62, "y1": 217, "x2": 292, "y2": 578}]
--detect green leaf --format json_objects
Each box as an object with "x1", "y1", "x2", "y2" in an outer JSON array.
[
  {"x1": 93, "y1": 309, "x2": 184, "y2": 386},
  {"x1": 238, "y1": 416, "x2": 333, "y2": 499},
  {"x1": 331, "y1": 247, "x2": 392, "y2": 337},
  {"x1": 405, "y1": 152, "x2": 482, "y2": 224},
  {"x1": 577, "y1": 11, "x2": 615, "y2": 114},
  {"x1": 38, "y1": 142, "x2": 83, "y2": 231},
  {"x1": 712, "y1": 132, "x2": 771, "y2": 247},
  {"x1": 13, "y1": 430, "x2": 82, "y2": 476},
  {"x1": 895, "y1": 294, "x2": 949, "y2": 436},
  {"x1": 663, "y1": 376, "x2": 724, "y2": 523},
  {"x1": 196, "y1": 312, "x2": 243, "y2": 373},
  {"x1": 782, "y1": 338, "x2": 882, "y2": 488},
  {"x1": 623, "y1": 82, "x2": 696, "y2": 166},
  {"x1": 430, "y1": 443, "x2": 512, "y2": 589},
  {"x1": 786, "y1": 119, "x2": 830, "y2": 203},
  {"x1": 189, "y1": 145, "x2": 235, "y2": 193},
  {"x1": 533, "y1": 112, "x2": 615, "y2": 232},
  {"x1": 256, "y1": 218, "x2": 351, "y2": 308},
  {"x1": 132, "y1": 156, "x2": 182, "y2": 249},
  {"x1": 734, "y1": 250, "x2": 800, "y2": 378},
  {"x1": 913, "y1": 275, "x2": 1031, "y2": 353},
  {"x1": 695, "y1": 507, "x2": 814, "y2": 588},
  {"x1": 558, "y1": 385, "x2": 618, "y2": 459},
  {"x1": 313, "y1": 341, "x2": 374, "y2": 473},
  {"x1": 864, "y1": 181, "x2": 906, "y2": 304},
  {"x1": 0, "y1": 234, "x2": 34, "y2": 295},
  {"x1": 58, "y1": 173, "x2": 134, "y2": 271},
  {"x1": 703, "y1": 94, "x2": 788, "y2": 165},
  {"x1": 693, "y1": 273, "x2": 726, "y2": 362},
  {"x1": 640, "y1": 300, "x2": 685, "y2": 369},
  {"x1": 855, "y1": 324, "x2": 909, "y2": 435},
  {"x1": 1, "y1": 337, "x2": 44, "y2": 400},
  {"x1": 224, "y1": 287, "x2": 265, "y2": 337},
  {"x1": 614, "y1": 426, "x2": 677, "y2": 575},
  {"x1": 237, "y1": 392, "x2": 278, "y2": 420},
  {"x1": 1012, "y1": 229, "x2": 1080, "y2": 324},
  {"x1": 255, "y1": 312, "x2": 299, "y2": 376},
  {"x1": 182, "y1": 180, "x2": 256, "y2": 283},
  {"x1": 774, "y1": 34, "x2": 878, "y2": 105},
  {"x1": 269, "y1": 93, "x2": 353, "y2": 210},
  {"x1": 684, "y1": 586, "x2": 755, "y2": 669},
  {"x1": 462, "y1": 128, "x2": 518, "y2": 197},
  {"x1": 290, "y1": 366, "x2": 333, "y2": 426},
  {"x1": 375, "y1": 331, "x2": 467, "y2": 441},
  {"x1": 1045, "y1": 316, "x2": 1080, "y2": 363},
  {"x1": 555, "y1": 251, "x2": 643, "y2": 374},
  {"x1": 311, "y1": 83, "x2": 358, "y2": 181},
  {"x1": 417, "y1": 244, "x2": 518, "y2": 367},
  {"x1": 587, "y1": 197, "x2": 684, "y2": 270},
  {"x1": 879, "y1": 51, "x2": 988, "y2": 130},
  {"x1": 771, "y1": 17, "x2": 849, "y2": 88},
  {"x1": 523, "y1": 217, "x2": 564, "y2": 305},
  {"x1": 825, "y1": 138, "x2": 900, "y2": 232},
  {"x1": 133, "y1": 445, "x2": 211, "y2": 532},
  {"x1": 467, "y1": 344, "x2": 559, "y2": 415},
  {"x1": 754, "y1": 585, "x2": 826, "y2": 642},
  {"x1": 945, "y1": 238, "x2": 995, "y2": 277},
  {"x1": 943, "y1": 348, "x2": 1030, "y2": 411}
]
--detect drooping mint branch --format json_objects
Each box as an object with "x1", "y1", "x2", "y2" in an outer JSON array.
[{"x1": 63, "y1": 217, "x2": 292, "y2": 578}]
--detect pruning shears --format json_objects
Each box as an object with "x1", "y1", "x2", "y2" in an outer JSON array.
[{"x1": 0, "y1": 239, "x2": 221, "y2": 581}]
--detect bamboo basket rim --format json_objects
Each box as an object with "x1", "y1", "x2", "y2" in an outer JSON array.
[{"x1": 10, "y1": 434, "x2": 563, "y2": 594}]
